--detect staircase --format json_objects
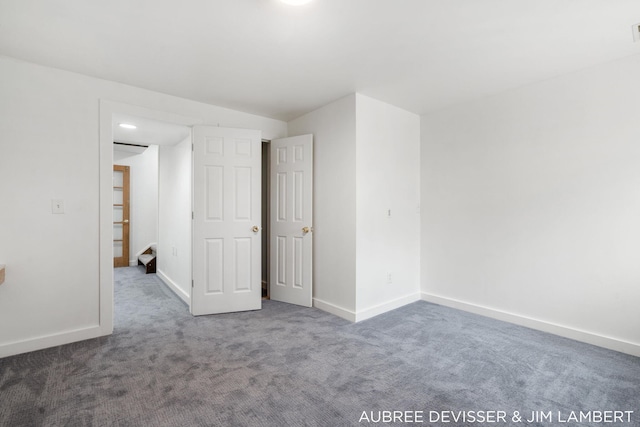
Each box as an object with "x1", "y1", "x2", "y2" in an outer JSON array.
[{"x1": 137, "y1": 244, "x2": 156, "y2": 274}]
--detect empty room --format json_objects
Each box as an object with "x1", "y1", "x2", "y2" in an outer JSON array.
[{"x1": 1, "y1": 1, "x2": 639, "y2": 426}]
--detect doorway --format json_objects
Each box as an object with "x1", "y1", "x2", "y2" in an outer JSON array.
[
  {"x1": 261, "y1": 140, "x2": 271, "y2": 299},
  {"x1": 190, "y1": 127, "x2": 314, "y2": 315},
  {"x1": 113, "y1": 142, "x2": 159, "y2": 271},
  {"x1": 112, "y1": 114, "x2": 192, "y2": 306},
  {"x1": 100, "y1": 101, "x2": 198, "y2": 334},
  {"x1": 99, "y1": 102, "x2": 313, "y2": 334}
]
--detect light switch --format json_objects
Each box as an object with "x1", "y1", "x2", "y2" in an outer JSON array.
[{"x1": 52, "y1": 199, "x2": 64, "y2": 214}]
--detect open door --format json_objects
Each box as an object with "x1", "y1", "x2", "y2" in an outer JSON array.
[
  {"x1": 191, "y1": 126, "x2": 262, "y2": 315},
  {"x1": 270, "y1": 135, "x2": 313, "y2": 307}
]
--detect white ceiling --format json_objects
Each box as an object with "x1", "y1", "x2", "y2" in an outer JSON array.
[
  {"x1": 113, "y1": 114, "x2": 191, "y2": 146},
  {"x1": 2, "y1": 0, "x2": 640, "y2": 121}
]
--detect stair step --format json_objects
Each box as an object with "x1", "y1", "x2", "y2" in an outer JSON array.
[
  {"x1": 138, "y1": 254, "x2": 155, "y2": 265},
  {"x1": 137, "y1": 253, "x2": 156, "y2": 274}
]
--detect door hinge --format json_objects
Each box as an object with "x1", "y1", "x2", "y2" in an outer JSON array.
[
  {"x1": 192, "y1": 211, "x2": 194, "y2": 220},
  {"x1": 192, "y1": 280, "x2": 194, "y2": 288},
  {"x1": 191, "y1": 143, "x2": 194, "y2": 152}
]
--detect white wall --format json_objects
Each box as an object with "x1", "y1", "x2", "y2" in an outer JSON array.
[
  {"x1": 114, "y1": 145, "x2": 159, "y2": 265},
  {"x1": 0, "y1": 59, "x2": 100, "y2": 352},
  {"x1": 157, "y1": 137, "x2": 192, "y2": 303},
  {"x1": 288, "y1": 94, "x2": 421, "y2": 322},
  {"x1": 0, "y1": 55, "x2": 286, "y2": 357},
  {"x1": 288, "y1": 95, "x2": 358, "y2": 318},
  {"x1": 421, "y1": 54, "x2": 640, "y2": 356},
  {"x1": 355, "y1": 94, "x2": 421, "y2": 319}
]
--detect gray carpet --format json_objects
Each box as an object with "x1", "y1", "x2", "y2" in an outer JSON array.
[{"x1": 1, "y1": 267, "x2": 638, "y2": 426}]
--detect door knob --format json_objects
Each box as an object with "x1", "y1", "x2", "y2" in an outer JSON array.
[
  {"x1": 123, "y1": 219, "x2": 129, "y2": 223},
  {"x1": 302, "y1": 226, "x2": 311, "y2": 234},
  {"x1": 252, "y1": 226, "x2": 260, "y2": 233}
]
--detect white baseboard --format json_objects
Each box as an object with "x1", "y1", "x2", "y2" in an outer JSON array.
[
  {"x1": 0, "y1": 324, "x2": 108, "y2": 359},
  {"x1": 129, "y1": 259, "x2": 137, "y2": 267},
  {"x1": 313, "y1": 293, "x2": 422, "y2": 323},
  {"x1": 156, "y1": 269, "x2": 190, "y2": 305},
  {"x1": 313, "y1": 298, "x2": 356, "y2": 322},
  {"x1": 422, "y1": 292, "x2": 640, "y2": 357},
  {"x1": 355, "y1": 293, "x2": 421, "y2": 322}
]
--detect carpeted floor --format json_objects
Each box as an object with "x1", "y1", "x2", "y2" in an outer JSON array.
[{"x1": 1, "y1": 266, "x2": 638, "y2": 426}]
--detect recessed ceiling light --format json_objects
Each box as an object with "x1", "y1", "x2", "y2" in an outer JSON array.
[
  {"x1": 281, "y1": 0, "x2": 313, "y2": 5},
  {"x1": 118, "y1": 123, "x2": 137, "y2": 130}
]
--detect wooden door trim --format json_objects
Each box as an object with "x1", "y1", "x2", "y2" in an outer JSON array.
[{"x1": 113, "y1": 165, "x2": 130, "y2": 267}]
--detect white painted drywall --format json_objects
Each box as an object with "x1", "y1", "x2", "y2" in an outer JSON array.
[
  {"x1": 287, "y1": 94, "x2": 421, "y2": 321},
  {"x1": 157, "y1": 137, "x2": 192, "y2": 303},
  {"x1": 288, "y1": 95, "x2": 358, "y2": 319},
  {"x1": 114, "y1": 145, "x2": 159, "y2": 265},
  {"x1": 421, "y1": 54, "x2": 640, "y2": 356},
  {"x1": 355, "y1": 94, "x2": 421, "y2": 319},
  {"x1": 0, "y1": 55, "x2": 286, "y2": 357}
]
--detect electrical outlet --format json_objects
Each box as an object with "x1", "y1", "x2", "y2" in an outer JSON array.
[
  {"x1": 51, "y1": 199, "x2": 64, "y2": 214},
  {"x1": 172, "y1": 247, "x2": 177, "y2": 256},
  {"x1": 386, "y1": 272, "x2": 392, "y2": 284}
]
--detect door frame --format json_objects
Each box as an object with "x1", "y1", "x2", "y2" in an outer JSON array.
[
  {"x1": 98, "y1": 102, "x2": 307, "y2": 334},
  {"x1": 99, "y1": 100, "x2": 202, "y2": 336}
]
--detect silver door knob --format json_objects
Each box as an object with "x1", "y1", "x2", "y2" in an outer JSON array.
[
  {"x1": 252, "y1": 226, "x2": 260, "y2": 233},
  {"x1": 302, "y1": 226, "x2": 310, "y2": 234},
  {"x1": 123, "y1": 219, "x2": 129, "y2": 223}
]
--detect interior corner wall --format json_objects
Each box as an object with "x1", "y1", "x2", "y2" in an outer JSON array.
[
  {"x1": 157, "y1": 136, "x2": 192, "y2": 304},
  {"x1": 114, "y1": 145, "x2": 159, "y2": 265},
  {"x1": 354, "y1": 94, "x2": 421, "y2": 320},
  {"x1": 287, "y1": 94, "x2": 357, "y2": 320},
  {"x1": 0, "y1": 55, "x2": 286, "y2": 358},
  {"x1": 421, "y1": 54, "x2": 640, "y2": 356}
]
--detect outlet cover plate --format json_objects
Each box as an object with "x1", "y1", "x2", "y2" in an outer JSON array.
[{"x1": 51, "y1": 199, "x2": 64, "y2": 214}]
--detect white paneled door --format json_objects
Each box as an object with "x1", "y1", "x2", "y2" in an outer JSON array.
[
  {"x1": 270, "y1": 135, "x2": 313, "y2": 307},
  {"x1": 192, "y1": 126, "x2": 262, "y2": 315}
]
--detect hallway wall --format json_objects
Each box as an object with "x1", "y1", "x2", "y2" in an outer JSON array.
[{"x1": 157, "y1": 137, "x2": 192, "y2": 303}]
